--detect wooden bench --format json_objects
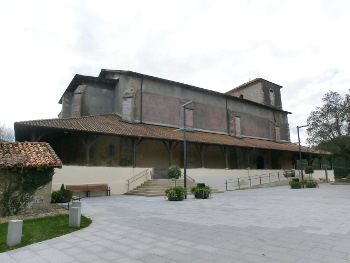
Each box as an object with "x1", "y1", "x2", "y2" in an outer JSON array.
[
  {"x1": 66, "y1": 184, "x2": 110, "y2": 197},
  {"x1": 283, "y1": 170, "x2": 295, "y2": 178},
  {"x1": 87, "y1": 184, "x2": 110, "y2": 197}
]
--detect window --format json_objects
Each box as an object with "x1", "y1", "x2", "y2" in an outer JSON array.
[
  {"x1": 185, "y1": 108, "x2": 193, "y2": 129},
  {"x1": 235, "y1": 116, "x2": 241, "y2": 136},
  {"x1": 269, "y1": 89, "x2": 275, "y2": 106},
  {"x1": 108, "y1": 144, "x2": 115, "y2": 156},
  {"x1": 239, "y1": 94, "x2": 244, "y2": 98}
]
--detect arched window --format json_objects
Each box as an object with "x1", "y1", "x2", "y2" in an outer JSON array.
[
  {"x1": 239, "y1": 94, "x2": 244, "y2": 99},
  {"x1": 269, "y1": 89, "x2": 275, "y2": 106}
]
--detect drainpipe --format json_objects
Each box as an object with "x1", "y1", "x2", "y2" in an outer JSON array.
[
  {"x1": 140, "y1": 78, "x2": 144, "y2": 123},
  {"x1": 226, "y1": 98, "x2": 229, "y2": 134}
]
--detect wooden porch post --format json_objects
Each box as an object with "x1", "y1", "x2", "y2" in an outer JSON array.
[
  {"x1": 220, "y1": 146, "x2": 231, "y2": 169},
  {"x1": 80, "y1": 134, "x2": 99, "y2": 165},
  {"x1": 195, "y1": 144, "x2": 207, "y2": 168},
  {"x1": 163, "y1": 141, "x2": 179, "y2": 167}
]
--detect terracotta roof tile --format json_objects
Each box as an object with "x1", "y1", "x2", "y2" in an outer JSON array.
[
  {"x1": 0, "y1": 142, "x2": 62, "y2": 168},
  {"x1": 16, "y1": 114, "x2": 327, "y2": 155}
]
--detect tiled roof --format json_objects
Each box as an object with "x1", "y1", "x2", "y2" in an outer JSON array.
[
  {"x1": 225, "y1": 78, "x2": 282, "y2": 95},
  {"x1": 0, "y1": 142, "x2": 62, "y2": 168},
  {"x1": 15, "y1": 114, "x2": 327, "y2": 155}
]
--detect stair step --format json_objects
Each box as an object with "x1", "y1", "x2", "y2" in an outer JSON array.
[{"x1": 126, "y1": 179, "x2": 221, "y2": 197}]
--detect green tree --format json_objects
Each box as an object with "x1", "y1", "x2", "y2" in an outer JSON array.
[
  {"x1": 167, "y1": 165, "x2": 181, "y2": 186},
  {"x1": 307, "y1": 90, "x2": 350, "y2": 162}
]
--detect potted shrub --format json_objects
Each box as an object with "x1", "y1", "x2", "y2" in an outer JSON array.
[
  {"x1": 190, "y1": 183, "x2": 212, "y2": 199},
  {"x1": 165, "y1": 186, "x2": 186, "y2": 201},
  {"x1": 167, "y1": 165, "x2": 182, "y2": 186},
  {"x1": 289, "y1": 178, "x2": 303, "y2": 189},
  {"x1": 51, "y1": 184, "x2": 70, "y2": 203},
  {"x1": 303, "y1": 180, "x2": 318, "y2": 188}
]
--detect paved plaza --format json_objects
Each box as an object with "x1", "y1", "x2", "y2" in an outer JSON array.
[{"x1": 1, "y1": 184, "x2": 350, "y2": 263}]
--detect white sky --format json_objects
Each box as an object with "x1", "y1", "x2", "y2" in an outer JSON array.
[{"x1": 1, "y1": 0, "x2": 349, "y2": 144}]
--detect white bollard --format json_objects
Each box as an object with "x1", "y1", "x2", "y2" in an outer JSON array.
[
  {"x1": 69, "y1": 207, "x2": 81, "y2": 227},
  {"x1": 71, "y1": 201, "x2": 81, "y2": 208},
  {"x1": 7, "y1": 220, "x2": 23, "y2": 246}
]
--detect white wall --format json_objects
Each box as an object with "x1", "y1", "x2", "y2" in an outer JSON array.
[
  {"x1": 53, "y1": 166, "x2": 152, "y2": 195},
  {"x1": 53, "y1": 166, "x2": 335, "y2": 195},
  {"x1": 186, "y1": 168, "x2": 286, "y2": 191},
  {"x1": 296, "y1": 170, "x2": 334, "y2": 182}
]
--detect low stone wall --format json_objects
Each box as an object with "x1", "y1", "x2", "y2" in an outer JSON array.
[
  {"x1": 186, "y1": 169, "x2": 286, "y2": 191},
  {"x1": 52, "y1": 166, "x2": 335, "y2": 195},
  {"x1": 53, "y1": 166, "x2": 152, "y2": 195},
  {"x1": 296, "y1": 170, "x2": 334, "y2": 182},
  {"x1": 187, "y1": 169, "x2": 335, "y2": 191},
  {"x1": 29, "y1": 181, "x2": 52, "y2": 211}
]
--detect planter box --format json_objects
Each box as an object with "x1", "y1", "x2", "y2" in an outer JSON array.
[
  {"x1": 194, "y1": 190, "x2": 210, "y2": 199},
  {"x1": 168, "y1": 196, "x2": 184, "y2": 201}
]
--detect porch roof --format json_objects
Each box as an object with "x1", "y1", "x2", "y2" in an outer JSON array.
[{"x1": 15, "y1": 114, "x2": 326, "y2": 155}]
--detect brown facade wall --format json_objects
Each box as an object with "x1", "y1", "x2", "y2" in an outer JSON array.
[{"x1": 136, "y1": 140, "x2": 169, "y2": 169}]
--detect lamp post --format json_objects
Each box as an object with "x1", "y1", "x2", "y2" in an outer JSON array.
[
  {"x1": 297, "y1": 125, "x2": 308, "y2": 181},
  {"x1": 182, "y1": 100, "x2": 192, "y2": 199}
]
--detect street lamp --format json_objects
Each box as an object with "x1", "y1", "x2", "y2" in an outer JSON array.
[
  {"x1": 182, "y1": 100, "x2": 192, "y2": 199},
  {"x1": 297, "y1": 125, "x2": 308, "y2": 181}
]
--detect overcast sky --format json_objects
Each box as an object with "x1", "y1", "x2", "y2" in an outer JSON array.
[{"x1": 1, "y1": 0, "x2": 349, "y2": 144}]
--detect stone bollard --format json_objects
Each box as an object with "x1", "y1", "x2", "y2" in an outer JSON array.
[
  {"x1": 7, "y1": 220, "x2": 23, "y2": 246},
  {"x1": 69, "y1": 207, "x2": 81, "y2": 227},
  {"x1": 71, "y1": 200, "x2": 81, "y2": 208}
]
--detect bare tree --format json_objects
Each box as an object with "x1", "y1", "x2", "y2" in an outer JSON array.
[{"x1": 0, "y1": 122, "x2": 15, "y2": 142}]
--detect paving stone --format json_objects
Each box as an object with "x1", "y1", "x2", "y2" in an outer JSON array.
[{"x1": 1, "y1": 184, "x2": 350, "y2": 262}]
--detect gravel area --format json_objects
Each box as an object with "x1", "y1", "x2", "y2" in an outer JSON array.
[{"x1": 0, "y1": 204, "x2": 69, "y2": 224}]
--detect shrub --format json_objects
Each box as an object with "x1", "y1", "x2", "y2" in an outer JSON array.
[
  {"x1": 51, "y1": 190, "x2": 64, "y2": 203},
  {"x1": 165, "y1": 186, "x2": 186, "y2": 198},
  {"x1": 289, "y1": 178, "x2": 303, "y2": 189},
  {"x1": 303, "y1": 180, "x2": 318, "y2": 188},
  {"x1": 190, "y1": 183, "x2": 212, "y2": 199},
  {"x1": 0, "y1": 166, "x2": 55, "y2": 216}
]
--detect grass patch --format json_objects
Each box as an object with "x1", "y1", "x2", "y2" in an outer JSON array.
[{"x1": 0, "y1": 214, "x2": 92, "y2": 253}]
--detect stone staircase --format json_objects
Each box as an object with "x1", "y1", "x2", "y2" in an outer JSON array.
[{"x1": 125, "y1": 179, "x2": 221, "y2": 197}]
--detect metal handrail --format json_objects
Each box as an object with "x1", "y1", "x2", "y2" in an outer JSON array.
[
  {"x1": 180, "y1": 172, "x2": 195, "y2": 182},
  {"x1": 225, "y1": 172, "x2": 283, "y2": 191},
  {"x1": 126, "y1": 169, "x2": 149, "y2": 191}
]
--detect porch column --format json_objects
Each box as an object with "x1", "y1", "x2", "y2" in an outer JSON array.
[
  {"x1": 195, "y1": 144, "x2": 207, "y2": 168},
  {"x1": 241, "y1": 148, "x2": 251, "y2": 168},
  {"x1": 163, "y1": 141, "x2": 179, "y2": 167},
  {"x1": 80, "y1": 134, "x2": 99, "y2": 165},
  {"x1": 220, "y1": 146, "x2": 231, "y2": 169},
  {"x1": 131, "y1": 137, "x2": 143, "y2": 168}
]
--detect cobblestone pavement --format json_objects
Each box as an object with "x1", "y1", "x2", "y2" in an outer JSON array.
[{"x1": 1, "y1": 184, "x2": 350, "y2": 262}]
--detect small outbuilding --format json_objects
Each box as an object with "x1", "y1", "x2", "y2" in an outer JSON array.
[{"x1": 0, "y1": 142, "x2": 62, "y2": 215}]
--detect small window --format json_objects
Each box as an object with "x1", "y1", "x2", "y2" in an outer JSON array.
[
  {"x1": 185, "y1": 108, "x2": 194, "y2": 129},
  {"x1": 108, "y1": 144, "x2": 115, "y2": 156},
  {"x1": 269, "y1": 89, "x2": 275, "y2": 106},
  {"x1": 235, "y1": 116, "x2": 241, "y2": 136},
  {"x1": 239, "y1": 94, "x2": 244, "y2": 98}
]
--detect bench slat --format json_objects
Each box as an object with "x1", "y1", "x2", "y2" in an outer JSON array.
[{"x1": 65, "y1": 184, "x2": 110, "y2": 197}]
